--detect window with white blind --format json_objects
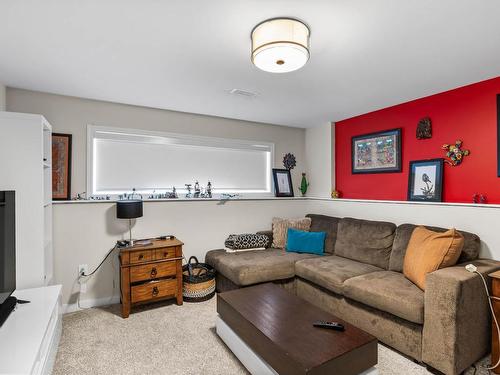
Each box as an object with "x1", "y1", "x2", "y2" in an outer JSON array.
[{"x1": 87, "y1": 126, "x2": 274, "y2": 196}]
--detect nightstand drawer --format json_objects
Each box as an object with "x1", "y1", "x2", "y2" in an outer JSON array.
[
  {"x1": 154, "y1": 247, "x2": 176, "y2": 260},
  {"x1": 131, "y1": 279, "x2": 177, "y2": 303},
  {"x1": 130, "y1": 261, "x2": 177, "y2": 283},
  {"x1": 130, "y1": 250, "x2": 152, "y2": 264}
]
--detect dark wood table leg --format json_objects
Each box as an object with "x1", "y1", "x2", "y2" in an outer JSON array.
[
  {"x1": 176, "y1": 258, "x2": 183, "y2": 305},
  {"x1": 120, "y1": 265, "x2": 131, "y2": 318}
]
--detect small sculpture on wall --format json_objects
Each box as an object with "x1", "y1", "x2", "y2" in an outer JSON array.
[
  {"x1": 442, "y1": 140, "x2": 470, "y2": 166},
  {"x1": 283, "y1": 153, "x2": 296, "y2": 170},
  {"x1": 416, "y1": 117, "x2": 432, "y2": 139}
]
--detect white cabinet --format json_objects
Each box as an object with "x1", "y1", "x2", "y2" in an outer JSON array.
[
  {"x1": 0, "y1": 111, "x2": 53, "y2": 288},
  {"x1": 0, "y1": 285, "x2": 62, "y2": 375}
]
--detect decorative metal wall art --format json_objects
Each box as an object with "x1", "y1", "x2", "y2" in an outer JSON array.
[
  {"x1": 283, "y1": 153, "x2": 297, "y2": 170},
  {"x1": 416, "y1": 117, "x2": 432, "y2": 139},
  {"x1": 442, "y1": 140, "x2": 470, "y2": 166}
]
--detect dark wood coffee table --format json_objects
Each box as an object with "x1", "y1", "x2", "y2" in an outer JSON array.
[{"x1": 216, "y1": 283, "x2": 378, "y2": 375}]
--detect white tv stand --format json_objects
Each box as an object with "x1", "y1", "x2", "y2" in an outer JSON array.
[{"x1": 0, "y1": 285, "x2": 62, "y2": 375}]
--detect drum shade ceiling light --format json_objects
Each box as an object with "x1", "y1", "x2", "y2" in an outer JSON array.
[{"x1": 251, "y1": 18, "x2": 310, "y2": 73}]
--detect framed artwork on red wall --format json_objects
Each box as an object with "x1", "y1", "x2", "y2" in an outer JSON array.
[
  {"x1": 497, "y1": 94, "x2": 500, "y2": 177},
  {"x1": 351, "y1": 128, "x2": 402, "y2": 174},
  {"x1": 408, "y1": 159, "x2": 444, "y2": 202}
]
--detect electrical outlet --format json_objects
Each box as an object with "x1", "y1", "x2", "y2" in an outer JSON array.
[{"x1": 78, "y1": 264, "x2": 88, "y2": 277}]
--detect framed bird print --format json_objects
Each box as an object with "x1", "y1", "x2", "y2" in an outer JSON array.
[{"x1": 408, "y1": 159, "x2": 444, "y2": 202}]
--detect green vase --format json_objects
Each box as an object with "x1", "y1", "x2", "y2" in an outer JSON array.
[{"x1": 299, "y1": 173, "x2": 309, "y2": 197}]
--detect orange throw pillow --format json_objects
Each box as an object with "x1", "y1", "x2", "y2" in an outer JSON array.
[{"x1": 403, "y1": 226, "x2": 464, "y2": 290}]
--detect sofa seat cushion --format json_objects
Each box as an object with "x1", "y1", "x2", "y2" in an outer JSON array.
[
  {"x1": 205, "y1": 248, "x2": 320, "y2": 286},
  {"x1": 295, "y1": 255, "x2": 383, "y2": 295},
  {"x1": 343, "y1": 271, "x2": 424, "y2": 324}
]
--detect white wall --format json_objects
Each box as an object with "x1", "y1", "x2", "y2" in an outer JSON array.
[
  {"x1": 55, "y1": 197, "x2": 500, "y2": 311},
  {"x1": 6, "y1": 88, "x2": 306, "y2": 198},
  {"x1": 54, "y1": 199, "x2": 308, "y2": 309},
  {"x1": 305, "y1": 122, "x2": 333, "y2": 197},
  {"x1": 0, "y1": 83, "x2": 6, "y2": 111}
]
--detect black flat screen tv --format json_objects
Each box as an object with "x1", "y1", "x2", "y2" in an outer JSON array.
[{"x1": 0, "y1": 191, "x2": 15, "y2": 305}]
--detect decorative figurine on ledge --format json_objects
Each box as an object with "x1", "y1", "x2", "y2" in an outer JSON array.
[
  {"x1": 169, "y1": 186, "x2": 178, "y2": 199},
  {"x1": 194, "y1": 181, "x2": 201, "y2": 198},
  {"x1": 299, "y1": 173, "x2": 309, "y2": 197},
  {"x1": 206, "y1": 181, "x2": 212, "y2": 198},
  {"x1": 331, "y1": 189, "x2": 341, "y2": 199},
  {"x1": 473, "y1": 193, "x2": 487, "y2": 204},
  {"x1": 442, "y1": 140, "x2": 470, "y2": 166},
  {"x1": 185, "y1": 184, "x2": 192, "y2": 198}
]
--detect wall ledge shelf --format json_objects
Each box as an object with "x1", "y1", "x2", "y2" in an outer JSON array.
[
  {"x1": 52, "y1": 196, "x2": 309, "y2": 204},
  {"x1": 51, "y1": 196, "x2": 500, "y2": 209},
  {"x1": 307, "y1": 197, "x2": 500, "y2": 209}
]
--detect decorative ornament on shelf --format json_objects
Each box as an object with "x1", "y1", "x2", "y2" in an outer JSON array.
[
  {"x1": 331, "y1": 190, "x2": 341, "y2": 199},
  {"x1": 416, "y1": 117, "x2": 432, "y2": 139},
  {"x1": 472, "y1": 193, "x2": 487, "y2": 204},
  {"x1": 283, "y1": 153, "x2": 296, "y2": 170},
  {"x1": 299, "y1": 173, "x2": 309, "y2": 197},
  {"x1": 442, "y1": 140, "x2": 470, "y2": 166}
]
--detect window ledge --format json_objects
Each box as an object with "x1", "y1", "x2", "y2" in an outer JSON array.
[{"x1": 52, "y1": 196, "x2": 308, "y2": 204}]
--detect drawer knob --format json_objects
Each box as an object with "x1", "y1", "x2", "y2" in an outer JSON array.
[
  {"x1": 150, "y1": 267, "x2": 157, "y2": 278},
  {"x1": 152, "y1": 286, "x2": 159, "y2": 297},
  {"x1": 163, "y1": 252, "x2": 168, "y2": 257},
  {"x1": 138, "y1": 254, "x2": 144, "y2": 260}
]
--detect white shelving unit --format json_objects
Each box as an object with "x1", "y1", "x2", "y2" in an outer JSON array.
[{"x1": 0, "y1": 111, "x2": 54, "y2": 288}]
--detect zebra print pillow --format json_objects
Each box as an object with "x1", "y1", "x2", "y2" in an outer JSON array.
[{"x1": 224, "y1": 233, "x2": 270, "y2": 250}]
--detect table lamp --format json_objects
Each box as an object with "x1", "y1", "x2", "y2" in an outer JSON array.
[{"x1": 116, "y1": 200, "x2": 143, "y2": 246}]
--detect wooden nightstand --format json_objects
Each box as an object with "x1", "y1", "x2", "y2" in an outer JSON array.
[
  {"x1": 119, "y1": 238, "x2": 184, "y2": 318},
  {"x1": 490, "y1": 270, "x2": 500, "y2": 373}
]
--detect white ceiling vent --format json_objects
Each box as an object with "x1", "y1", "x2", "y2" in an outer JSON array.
[{"x1": 228, "y1": 88, "x2": 258, "y2": 99}]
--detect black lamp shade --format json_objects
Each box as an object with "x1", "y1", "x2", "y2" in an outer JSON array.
[{"x1": 116, "y1": 200, "x2": 143, "y2": 219}]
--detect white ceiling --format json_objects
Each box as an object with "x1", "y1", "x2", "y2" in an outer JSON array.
[{"x1": 1, "y1": 0, "x2": 500, "y2": 128}]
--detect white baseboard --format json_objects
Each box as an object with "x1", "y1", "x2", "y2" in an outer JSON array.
[{"x1": 63, "y1": 295, "x2": 120, "y2": 314}]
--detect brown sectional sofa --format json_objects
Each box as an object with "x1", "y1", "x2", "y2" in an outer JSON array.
[{"x1": 205, "y1": 214, "x2": 500, "y2": 375}]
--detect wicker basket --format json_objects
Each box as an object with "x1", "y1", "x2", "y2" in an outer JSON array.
[{"x1": 182, "y1": 256, "x2": 216, "y2": 302}]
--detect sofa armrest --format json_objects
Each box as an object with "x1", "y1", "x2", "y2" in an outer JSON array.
[
  {"x1": 256, "y1": 230, "x2": 273, "y2": 247},
  {"x1": 423, "y1": 259, "x2": 500, "y2": 375}
]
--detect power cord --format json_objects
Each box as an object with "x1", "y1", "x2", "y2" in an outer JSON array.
[
  {"x1": 78, "y1": 244, "x2": 118, "y2": 279},
  {"x1": 465, "y1": 264, "x2": 500, "y2": 372}
]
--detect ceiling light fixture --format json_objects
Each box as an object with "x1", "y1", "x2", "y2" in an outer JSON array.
[{"x1": 251, "y1": 17, "x2": 310, "y2": 73}]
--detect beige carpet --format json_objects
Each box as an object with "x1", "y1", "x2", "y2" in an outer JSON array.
[{"x1": 53, "y1": 297, "x2": 488, "y2": 375}]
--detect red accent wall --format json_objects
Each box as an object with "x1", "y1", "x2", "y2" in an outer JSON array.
[{"x1": 335, "y1": 76, "x2": 500, "y2": 203}]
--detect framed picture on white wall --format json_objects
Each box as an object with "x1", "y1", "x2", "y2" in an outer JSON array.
[{"x1": 272, "y1": 169, "x2": 294, "y2": 197}]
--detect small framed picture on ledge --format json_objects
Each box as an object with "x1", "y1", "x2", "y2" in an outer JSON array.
[
  {"x1": 272, "y1": 169, "x2": 294, "y2": 197},
  {"x1": 408, "y1": 158, "x2": 444, "y2": 202}
]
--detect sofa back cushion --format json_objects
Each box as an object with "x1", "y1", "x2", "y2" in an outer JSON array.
[
  {"x1": 272, "y1": 217, "x2": 311, "y2": 249},
  {"x1": 335, "y1": 217, "x2": 396, "y2": 269},
  {"x1": 306, "y1": 214, "x2": 341, "y2": 254},
  {"x1": 389, "y1": 224, "x2": 481, "y2": 272}
]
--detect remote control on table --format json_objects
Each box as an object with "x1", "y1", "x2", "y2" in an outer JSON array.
[{"x1": 313, "y1": 321, "x2": 345, "y2": 331}]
